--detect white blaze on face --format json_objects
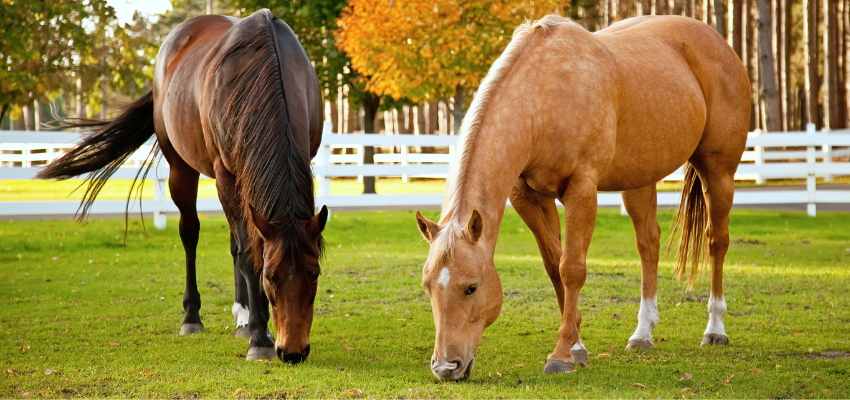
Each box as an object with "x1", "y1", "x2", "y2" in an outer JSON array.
[
  {"x1": 232, "y1": 302, "x2": 250, "y2": 327},
  {"x1": 628, "y1": 296, "x2": 659, "y2": 342},
  {"x1": 438, "y1": 267, "x2": 451, "y2": 288},
  {"x1": 704, "y1": 295, "x2": 727, "y2": 336}
]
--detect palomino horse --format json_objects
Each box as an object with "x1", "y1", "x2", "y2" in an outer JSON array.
[
  {"x1": 38, "y1": 9, "x2": 327, "y2": 363},
  {"x1": 415, "y1": 15, "x2": 749, "y2": 380}
]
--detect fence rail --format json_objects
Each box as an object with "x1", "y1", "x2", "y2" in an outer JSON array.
[{"x1": 2, "y1": 123, "x2": 850, "y2": 228}]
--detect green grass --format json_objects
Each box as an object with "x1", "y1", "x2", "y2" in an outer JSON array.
[{"x1": 1, "y1": 208, "x2": 849, "y2": 398}]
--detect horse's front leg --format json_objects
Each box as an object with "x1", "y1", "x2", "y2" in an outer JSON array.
[
  {"x1": 544, "y1": 177, "x2": 597, "y2": 374},
  {"x1": 214, "y1": 160, "x2": 275, "y2": 360}
]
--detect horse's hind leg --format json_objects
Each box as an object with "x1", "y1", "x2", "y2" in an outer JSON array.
[
  {"x1": 510, "y1": 186, "x2": 588, "y2": 367},
  {"x1": 231, "y1": 231, "x2": 251, "y2": 338},
  {"x1": 167, "y1": 159, "x2": 204, "y2": 335},
  {"x1": 691, "y1": 162, "x2": 735, "y2": 346},
  {"x1": 621, "y1": 186, "x2": 660, "y2": 350}
]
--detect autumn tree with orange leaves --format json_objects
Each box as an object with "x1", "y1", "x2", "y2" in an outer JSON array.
[{"x1": 337, "y1": 0, "x2": 562, "y2": 133}]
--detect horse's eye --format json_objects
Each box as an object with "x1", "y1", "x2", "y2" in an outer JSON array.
[{"x1": 465, "y1": 285, "x2": 477, "y2": 296}]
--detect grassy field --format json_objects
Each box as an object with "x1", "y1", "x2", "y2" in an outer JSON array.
[{"x1": 1, "y1": 208, "x2": 849, "y2": 398}]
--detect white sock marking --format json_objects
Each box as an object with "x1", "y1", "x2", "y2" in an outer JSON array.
[
  {"x1": 570, "y1": 338, "x2": 586, "y2": 352},
  {"x1": 232, "y1": 302, "x2": 249, "y2": 327},
  {"x1": 704, "y1": 295, "x2": 727, "y2": 336},
  {"x1": 438, "y1": 267, "x2": 451, "y2": 287},
  {"x1": 628, "y1": 296, "x2": 659, "y2": 343}
]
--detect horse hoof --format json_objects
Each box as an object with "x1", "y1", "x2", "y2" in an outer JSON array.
[
  {"x1": 701, "y1": 333, "x2": 729, "y2": 346},
  {"x1": 246, "y1": 346, "x2": 276, "y2": 361},
  {"x1": 626, "y1": 338, "x2": 655, "y2": 351},
  {"x1": 179, "y1": 323, "x2": 205, "y2": 335},
  {"x1": 572, "y1": 348, "x2": 589, "y2": 367},
  {"x1": 234, "y1": 326, "x2": 250, "y2": 338},
  {"x1": 543, "y1": 359, "x2": 576, "y2": 374}
]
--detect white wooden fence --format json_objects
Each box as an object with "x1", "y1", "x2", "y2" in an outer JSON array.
[{"x1": 2, "y1": 123, "x2": 849, "y2": 229}]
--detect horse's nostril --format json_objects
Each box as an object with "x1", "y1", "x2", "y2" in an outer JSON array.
[
  {"x1": 276, "y1": 347, "x2": 284, "y2": 361},
  {"x1": 282, "y1": 349, "x2": 308, "y2": 365}
]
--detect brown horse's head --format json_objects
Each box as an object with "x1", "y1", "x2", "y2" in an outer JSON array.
[
  {"x1": 416, "y1": 210, "x2": 503, "y2": 381},
  {"x1": 250, "y1": 205, "x2": 328, "y2": 364}
]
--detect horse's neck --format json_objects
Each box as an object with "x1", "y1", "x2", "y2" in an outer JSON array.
[{"x1": 444, "y1": 125, "x2": 527, "y2": 245}]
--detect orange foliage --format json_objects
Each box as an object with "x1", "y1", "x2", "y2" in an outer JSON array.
[{"x1": 337, "y1": 0, "x2": 564, "y2": 101}]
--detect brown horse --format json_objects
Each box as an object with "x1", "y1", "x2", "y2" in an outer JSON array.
[
  {"x1": 415, "y1": 15, "x2": 749, "y2": 380},
  {"x1": 37, "y1": 9, "x2": 327, "y2": 363}
]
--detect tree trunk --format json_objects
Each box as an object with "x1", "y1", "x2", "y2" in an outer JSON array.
[
  {"x1": 428, "y1": 101, "x2": 438, "y2": 134},
  {"x1": 361, "y1": 93, "x2": 380, "y2": 194},
  {"x1": 757, "y1": 0, "x2": 782, "y2": 131},
  {"x1": 443, "y1": 100, "x2": 451, "y2": 135},
  {"x1": 23, "y1": 102, "x2": 34, "y2": 131},
  {"x1": 804, "y1": 0, "x2": 820, "y2": 128},
  {"x1": 329, "y1": 100, "x2": 339, "y2": 133},
  {"x1": 840, "y1": 0, "x2": 849, "y2": 127},
  {"x1": 714, "y1": 0, "x2": 726, "y2": 36},
  {"x1": 747, "y1": 0, "x2": 760, "y2": 130},
  {"x1": 452, "y1": 86, "x2": 467, "y2": 135},
  {"x1": 826, "y1": 0, "x2": 840, "y2": 128},
  {"x1": 688, "y1": 0, "x2": 696, "y2": 17},
  {"x1": 732, "y1": 0, "x2": 744, "y2": 59},
  {"x1": 416, "y1": 104, "x2": 426, "y2": 135},
  {"x1": 347, "y1": 97, "x2": 357, "y2": 133}
]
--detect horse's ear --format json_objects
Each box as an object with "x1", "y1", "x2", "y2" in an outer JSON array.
[
  {"x1": 249, "y1": 205, "x2": 275, "y2": 240},
  {"x1": 465, "y1": 209, "x2": 483, "y2": 244},
  {"x1": 415, "y1": 210, "x2": 439, "y2": 243},
  {"x1": 307, "y1": 205, "x2": 329, "y2": 235}
]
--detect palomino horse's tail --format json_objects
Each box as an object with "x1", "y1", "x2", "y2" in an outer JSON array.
[
  {"x1": 37, "y1": 91, "x2": 158, "y2": 220},
  {"x1": 667, "y1": 162, "x2": 709, "y2": 290}
]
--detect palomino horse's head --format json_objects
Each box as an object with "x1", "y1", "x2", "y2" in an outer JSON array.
[
  {"x1": 415, "y1": 210, "x2": 503, "y2": 381},
  {"x1": 250, "y1": 205, "x2": 328, "y2": 364}
]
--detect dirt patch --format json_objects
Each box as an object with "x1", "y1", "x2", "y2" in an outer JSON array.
[{"x1": 798, "y1": 351, "x2": 850, "y2": 360}]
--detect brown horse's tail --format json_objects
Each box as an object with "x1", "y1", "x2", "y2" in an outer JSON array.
[
  {"x1": 37, "y1": 91, "x2": 158, "y2": 220},
  {"x1": 666, "y1": 162, "x2": 709, "y2": 290}
]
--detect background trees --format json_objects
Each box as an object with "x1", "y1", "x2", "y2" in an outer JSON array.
[{"x1": 2, "y1": 0, "x2": 849, "y2": 134}]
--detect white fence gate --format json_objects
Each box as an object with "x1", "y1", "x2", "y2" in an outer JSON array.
[{"x1": 2, "y1": 123, "x2": 850, "y2": 229}]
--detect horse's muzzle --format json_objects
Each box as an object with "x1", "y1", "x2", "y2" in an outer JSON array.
[
  {"x1": 431, "y1": 356, "x2": 473, "y2": 381},
  {"x1": 277, "y1": 343, "x2": 310, "y2": 364}
]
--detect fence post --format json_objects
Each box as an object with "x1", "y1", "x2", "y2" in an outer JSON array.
[
  {"x1": 822, "y1": 127, "x2": 833, "y2": 182},
  {"x1": 806, "y1": 123, "x2": 817, "y2": 217},
  {"x1": 401, "y1": 144, "x2": 409, "y2": 183},
  {"x1": 153, "y1": 176, "x2": 168, "y2": 230},
  {"x1": 315, "y1": 139, "x2": 331, "y2": 210},
  {"x1": 752, "y1": 128, "x2": 765, "y2": 184},
  {"x1": 357, "y1": 144, "x2": 364, "y2": 183}
]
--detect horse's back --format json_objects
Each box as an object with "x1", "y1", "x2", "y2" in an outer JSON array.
[
  {"x1": 594, "y1": 16, "x2": 749, "y2": 190},
  {"x1": 153, "y1": 15, "x2": 238, "y2": 176}
]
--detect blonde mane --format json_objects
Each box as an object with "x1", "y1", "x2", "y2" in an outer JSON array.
[{"x1": 425, "y1": 15, "x2": 578, "y2": 273}]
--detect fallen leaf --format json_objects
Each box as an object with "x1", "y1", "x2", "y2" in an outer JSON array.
[
  {"x1": 749, "y1": 368, "x2": 762, "y2": 374},
  {"x1": 563, "y1": 370, "x2": 577, "y2": 374},
  {"x1": 38, "y1": 355, "x2": 52, "y2": 359},
  {"x1": 139, "y1": 371, "x2": 155, "y2": 376},
  {"x1": 103, "y1": 317, "x2": 110, "y2": 321},
  {"x1": 337, "y1": 366, "x2": 345, "y2": 371},
  {"x1": 44, "y1": 369, "x2": 55, "y2": 375},
  {"x1": 126, "y1": 370, "x2": 133, "y2": 375},
  {"x1": 633, "y1": 383, "x2": 646, "y2": 389},
  {"x1": 342, "y1": 344, "x2": 353, "y2": 351},
  {"x1": 442, "y1": 382, "x2": 448, "y2": 389},
  {"x1": 396, "y1": 319, "x2": 405, "y2": 322},
  {"x1": 512, "y1": 364, "x2": 525, "y2": 368},
  {"x1": 109, "y1": 343, "x2": 120, "y2": 347},
  {"x1": 496, "y1": 371, "x2": 502, "y2": 376},
  {"x1": 6, "y1": 370, "x2": 20, "y2": 376},
  {"x1": 71, "y1": 301, "x2": 79, "y2": 307},
  {"x1": 562, "y1": 391, "x2": 572, "y2": 394},
  {"x1": 726, "y1": 372, "x2": 740, "y2": 383},
  {"x1": 346, "y1": 388, "x2": 363, "y2": 394},
  {"x1": 679, "y1": 372, "x2": 693, "y2": 381},
  {"x1": 681, "y1": 387, "x2": 695, "y2": 393},
  {"x1": 775, "y1": 364, "x2": 782, "y2": 368},
  {"x1": 60, "y1": 377, "x2": 73, "y2": 382},
  {"x1": 793, "y1": 332, "x2": 804, "y2": 336},
  {"x1": 409, "y1": 386, "x2": 422, "y2": 391},
  {"x1": 823, "y1": 389, "x2": 832, "y2": 392},
  {"x1": 19, "y1": 346, "x2": 30, "y2": 352},
  {"x1": 364, "y1": 254, "x2": 371, "y2": 258},
  {"x1": 234, "y1": 388, "x2": 245, "y2": 395},
  {"x1": 597, "y1": 353, "x2": 611, "y2": 359},
  {"x1": 235, "y1": 353, "x2": 245, "y2": 358}
]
